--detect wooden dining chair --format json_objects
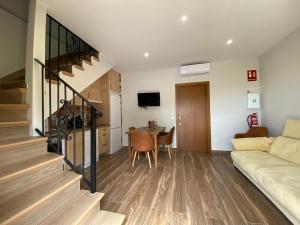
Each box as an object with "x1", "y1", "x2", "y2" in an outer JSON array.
[
  {"x1": 131, "y1": 131, "x2": 153, "y2": 168},
  {"x1": 158, "y1": 127, "x2": 175, "y2": 159},
  {"x1": 128, "y1": 127, "x2": 136, "y2": 157}
]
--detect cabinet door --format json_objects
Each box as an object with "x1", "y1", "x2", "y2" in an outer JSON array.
[
  {"x1": 109, "y1": 70, "x2": 121, "y2": 93},
  {"x1": 66, "y1": 132, "x2": 83, "y2": 166},
  {"x1": 98, "y1": 127, "x2": 110, "y2": 154}
]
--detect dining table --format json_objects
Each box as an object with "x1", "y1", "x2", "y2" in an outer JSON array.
[{"x1": 126, "y1": 126, "x2": 166, "y2": 168}]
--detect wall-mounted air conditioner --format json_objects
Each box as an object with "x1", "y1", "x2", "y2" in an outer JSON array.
[{"x1": 180, "y1": 63, "x2": 211, "y2": 76}]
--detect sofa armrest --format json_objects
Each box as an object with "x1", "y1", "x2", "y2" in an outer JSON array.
[{"x1": 231, "y1": 137, "x2": 274, "y2": 151}]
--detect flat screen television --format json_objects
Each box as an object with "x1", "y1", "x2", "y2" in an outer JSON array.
[{"x1": 138, "y1": 92, "x2": 160, "y2": 107}]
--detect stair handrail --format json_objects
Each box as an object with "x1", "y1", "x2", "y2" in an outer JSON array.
[{"x1": 34, "y1": 58, "x2": 99, "y2": 193}]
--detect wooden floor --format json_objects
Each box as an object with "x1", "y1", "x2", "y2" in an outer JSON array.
[{"x1": 89, "y1": 149, "x2": 291, "y2": 225}]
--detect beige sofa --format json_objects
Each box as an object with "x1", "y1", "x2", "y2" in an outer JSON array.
[{"x1": 231, "y1": 120, "x2": 300, "y2": 225}]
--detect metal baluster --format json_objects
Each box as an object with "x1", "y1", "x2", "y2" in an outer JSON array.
[
  {"x1": 41, "y1": 67, "x2": 45, "y2": 135},
  {"x1": 56, "y1": 82, "x2": 60, "y2": 155},
  {"x1": 81, "y1": 99, "x2": 85, "y2": 176},
  {"x1": 58, "y1": 23, "x2": 60, "y2": 74},
  {"x1": 72, "y1": 35, "x2": 75, "y2": 63},
  {"x1": 48, "y1": 71, "x2": 52, "y2": 139},
  {"x1": 48, "y1": 17, "x2": 52, "y2": 77},
  {"x1": 90, "y1": 106, "x2": 97, "y2": 194},
  {"x1": 78, "y1": 39, "x2": 81, "y2": 62},
  {"x1": 57, "y1": 24, "x2": 61, "y2": 155},
  {"x1": 64, "y1": 84, "x2": 68, "y2": 159},
  {"x1": 73, "y1": 92, "x2": 76, "y2": 167},
  {"x1": 66, "y1": 29, "x2": 68, "y2": 69}
]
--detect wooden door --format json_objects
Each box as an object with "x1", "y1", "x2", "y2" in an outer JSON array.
[{"x1": 176, "y1": 82, "x2": 211, "y2": 152}]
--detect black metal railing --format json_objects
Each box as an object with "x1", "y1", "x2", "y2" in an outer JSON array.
[
  {"x1": 34, "y1": 58, "x2": 101, "y2": 193},
  {"x1": 46, "y1": 14, "x2": 99, "y2": 76}
]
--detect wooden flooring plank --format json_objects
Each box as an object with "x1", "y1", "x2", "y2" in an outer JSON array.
[
  {"x1": 151, "y1": 153, "x2": 174, "y2": 212},
  {"x1": 172, "y1": 152, "x2": 186, "y2": 214},
  {"x1": 186, "y1": 180, "x2": 208, "y2": 225},
  {"x1": 141, "y1": 167, "x2": 164, "y2": 208},
  {"x1": 91, "y1": 150, "x2": 292, "y2": 225},
  {"x1": 210, "y1": 158, "x2": 263, "y2": 223}
]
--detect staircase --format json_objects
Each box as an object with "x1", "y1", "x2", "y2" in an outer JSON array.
[{"x1": 0, "y1": 72, "x2": 125, "y2": 224}]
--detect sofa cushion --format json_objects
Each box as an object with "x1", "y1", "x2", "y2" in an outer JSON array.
[
  {"x1": 231, "y1": 137, "x2": 273, "y2": 151},
  {"x1": 269, "y1": 136, "x2": 300, "y2": 165},
  {"x1": 231, "y1": 151, "x2": 295, "y2": 181},
  {"x1": 255, "y1": 166, "x2": 300, "y2": 223},
  {"x1": 282, "y1": 120, "x2": 300, "y2": 140}
]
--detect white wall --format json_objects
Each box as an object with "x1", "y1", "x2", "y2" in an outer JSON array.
[
  {"x1": 122, "y1": 58, "x2": 260, "y2": 151},
  {"x1": 259, "y1": 27, "x2": 300, "y2": 136},
  {"x1": 0, "y1": 8, "x2": 27, "y2": 77}
]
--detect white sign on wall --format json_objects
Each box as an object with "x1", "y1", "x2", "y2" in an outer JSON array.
[{"x1": 248, "y1": 93, "x2": 260, "y2": 109}]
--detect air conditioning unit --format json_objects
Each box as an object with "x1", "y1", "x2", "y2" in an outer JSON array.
[{"x1": 180, "y1": 63, "x2": 211, "y2": 76}]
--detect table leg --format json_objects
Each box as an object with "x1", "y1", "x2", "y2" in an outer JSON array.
[
  {"x1": 128, "y1": 133, "x2": 132, "y2": 165},
  {"x1": 154, "y1": 134, "x2": 158, "y2": 168}
]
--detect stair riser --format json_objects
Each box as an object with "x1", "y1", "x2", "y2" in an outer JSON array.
[
  {"x1": 9, "y1": 181, "x2": 81, "y2": 225},
  {"x1": 0, "y1": 109, "x2": 28, "y2": 121},
  {"x1": 0, "y1": 126, "x2": 29, "y2": 141},
  {"x1": 0, "y1": 92, "x2": 26, "y2": 104},
  {"x1": 0, "y1": 142, "x2": 47, "y2": 167},
  {"x1": 0, "y1": 82, "x2": 27, "y2": 90},
  {"x1": 0, "y1": 159, "x2": 62, "y2": 203},
  {"x1": 1, "y1": 174, "x2": 81, "y2": 225},
  {"x1": 78, "y1": 201, "x2": 100, "y2": 225}
]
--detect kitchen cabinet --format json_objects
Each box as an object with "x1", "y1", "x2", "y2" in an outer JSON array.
[
  {"x1": 63, "y1": 128, "x2": 102, "y2": 168},
  {"x1": 98, "y1": 126, "x2": 110, "y2": 154}
]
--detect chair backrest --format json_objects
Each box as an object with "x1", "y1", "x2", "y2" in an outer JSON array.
[
  {"x1": 129, "y1": 127, "x2": 136, "y2": 131},
  {"x1": 166, "y1": 127, "x2": 175, "y2": 144},
  {"x1": 247, "y1": 127, "x2": 268, "y2": 137},
  {"x1": 132, "y1": 131, "x2": 153, "y2": 152}
]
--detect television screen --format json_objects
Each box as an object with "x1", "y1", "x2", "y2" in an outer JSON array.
[{"x1": 138, "y1": 92, "x2": 160, "y2": 107}]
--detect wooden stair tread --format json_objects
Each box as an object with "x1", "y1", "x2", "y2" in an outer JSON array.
[
  {"x1": 0, "y1": 120, "x2": 30, "y2": 127},
  {"x1": 0, "y1": 104, "x2": 30, "y2": 109},
  {"x1": 0, "y1": 153, "x2": 63, "y2": 182},
  {"x1": 0, "y1": 136, "x2": 47, "y2": 151},
  {"x1": 73, "y1": 64, "x2": 85, "y2": 71},
  {"x1": 83, "y1": 60, "x2": 93, "y2": 66},
  {"x1": 0, "y1": 80, "x2": 27, "y2": 90},
  {"x1": 90, "y1": 210, "x2": 126, "y2": 225},
  {"x1": 61, "y1": 71, "x2": 75, "y2": 77},
  {"x1": 92, "y1": 56, "x2": 100, "y2": 62},
  {"x1": 0, "y1": 171, "x2": 81, "y2": 224},
  {"x1": 40, "y1": 190, "x2": 104, "y2": 225},
  {"x1": 0, "y1": 88, "x2": 27, "y2": 94}
]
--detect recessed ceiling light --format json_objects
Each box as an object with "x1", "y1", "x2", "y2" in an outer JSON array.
[
  {"x1": 144, "y1": 52, "x2": 149, "y2": 58},
  {"x1": 181, "y1": 15, "x2": 187, "y2": 22},
  {"x1": 226, "y1": 39, "x2": 233, "y2": 45}
]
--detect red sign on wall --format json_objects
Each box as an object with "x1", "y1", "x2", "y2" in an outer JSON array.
[{"x1": 247, "y1": 70, "x2": 257, "y2": 81}]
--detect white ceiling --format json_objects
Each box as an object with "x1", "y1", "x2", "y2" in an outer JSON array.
[{"x1": 44, "y1": 0, "x2": 300, "y2": 73}]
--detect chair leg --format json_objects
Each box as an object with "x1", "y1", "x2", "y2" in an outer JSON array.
[
  {"x1": 138, "y1": 152, "x2": 140, "y2": 160},
  {"x1": 132, "y1": 151, "x2": 137, "y2": 167},
  {"x1": 145, "y1": 152, "x2": 148, "y2": 159},
  {"x1": 168, "y1": 145, "x2": 172, "y2": 159},
  {"x1": 147, "y1": 151, "x2": 152, "y2": 168}
]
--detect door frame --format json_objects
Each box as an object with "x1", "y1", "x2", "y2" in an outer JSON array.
[{"x1": 175, "y1": 81, "x2": 212, "y2": 153}]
